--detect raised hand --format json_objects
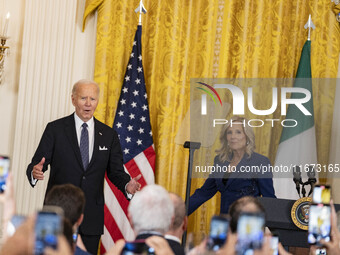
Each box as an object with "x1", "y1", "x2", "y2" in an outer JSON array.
[
  {"x1": 32, "y1": 157, "x2": 45, "y2": 180},
  {"x1": 126, "y1": 174, "x2": 142, "y2": 194}
]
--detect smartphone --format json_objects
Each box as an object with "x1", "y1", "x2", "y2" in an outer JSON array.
[
  {"x1": 313, "y1": 185, "x2": 331, "y2": 204},
  {"x1": 270, "y1": 234, "x2": 279, "y2": 255},
  {"x1": 6, "y1": 215, "x2": 26, "y2": 237},
  {"x1": 121, "y1": 240, "x2": 155, "y2": 255},
  {"x1": 308, "y1": 203, "x2": 331, "y2": 246},
  {"x1": 34, "y1": 206, "x2": 64, "y2": 255},
  {"x1": 207, "y1": 215, "x2": 229, "y2": 251},
  {"x1": 0, "y1": 155, "x2": 10, "y2": 193},
  {"x1": 236, "y1": 212, "x2": 265, "y2": 255}
]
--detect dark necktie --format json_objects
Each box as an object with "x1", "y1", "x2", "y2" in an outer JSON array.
[{"x1": 80, "y1": 123, "x2": 89, "y2": 170}]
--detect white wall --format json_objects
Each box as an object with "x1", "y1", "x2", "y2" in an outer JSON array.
[
  {"x1": 0, "y1": 0, "x2": 97, "y2": 222},
  {"x1": 0, "y1": 0, "x2": 25, "y2": 157}
]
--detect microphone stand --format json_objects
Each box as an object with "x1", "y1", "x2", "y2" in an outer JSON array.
[{"x1": 182, "y1": 141, "x2": 201, "y2": 247}]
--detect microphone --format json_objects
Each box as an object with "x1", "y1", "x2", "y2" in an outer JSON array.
[
  {"x1": 293, "y1": 165, "x2": 302, "y2": 197},
  {"x1": 183, "y1": 141, "x2": 201, "y2": 150},
  {"x1": 307, "y1": 165, "x2": 317, "y2": 197}
]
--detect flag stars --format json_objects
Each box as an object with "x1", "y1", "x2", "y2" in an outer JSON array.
[
  {"x1": 144, "y1": 93, "x2": 147, "y2": 99},
  {"x1": 131, "y1": 102, "x2": 137, "y2": 108},
  {"x1": 136, "y1": 139, "x2": 142, "y2": 145},
  {"x1": 130, "y1": 53, "x2": 134, "y2": 58},
  {"x1": 120, "y1": 99, "x2": 126, "y2": 105},
  {"x1": 116, "y1": 122, "x2": 122, "y2": 128},
  {"x1": 133, "y1": 90, "x2": 139, "y2": 96},
  {"x1": 122, "y1": 87, "x2": 128, "y2": 93},
  {"x1": 140, "y1": 116, "x2": 146, "y2": 122},
  {"x1": 125, "y1": 76, "x2": 130, "y2": 82},
  {"x1": 135, "y1": 78, "x2": 141, "y2": 84},
  {"x1": 138, "y1": 128, "x2": 144, "y2": 134},
  {"x1": 125, "y1": 137, "x2": 131, "y2": 143},
  {"x1": 133, "y1": 41, "x2": 137, "y2": 46},
  {"x1": 137, "y1": 67, "x2": 143, "y2": 73},
  {"x1": 127, "y1": 64, "x2": 132, "y2": 70},
  {"x1": 127, "y1": 125, "x2": 133, "y2": 131},
  {"x1": 118, "y1": 110, "x2": 124, "y2": 117},
  {"x1": 123, "y1": 148, "x2": 129, "y2": 154},
  {"x1": 129, "y1": 113, "x2": 135, "y2": 119},
  {"x1": 142, "y1": 105, "x2": 148, "y2": 111},
  {"x1": 138, "y1": 55, "x2": 142, "y2": 61},
  {"x1": 149, "y1": 131, "x2": 152, "y2": 136}
]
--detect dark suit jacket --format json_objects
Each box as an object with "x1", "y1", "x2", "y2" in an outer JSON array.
[
  {"x1": 26, "y1": 114, "x2": 131, "y2": 235},
  {"x1": 136, "y1": 233, "x2": 185, "y2": 255},
  {"x1": 188, "y1": 152, "x2": 276, "y2": 215},
  {"x1": 166, "y1": 238, "x2": 185, "y2": 255}
]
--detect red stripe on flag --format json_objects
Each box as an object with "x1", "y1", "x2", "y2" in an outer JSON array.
[
  {"x1": 100, "y1": 244, "x2": 106, "y2": 254},
  {"x1": 105, "y1": 175, "x2": 129, "y2": 215},
  {"x1": 104, "y1": 204, "x2": 124, "y2": 240},
  {"x1": 124, "y1": 159, "x2": 147, "y2": 187},
  {"x1": 143, "y1": 145, "x2": 156, "y2": 171}
]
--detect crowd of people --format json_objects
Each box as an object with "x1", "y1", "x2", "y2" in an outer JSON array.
[
  {"x1": 0, "y1": 80, "x2": 339, "y2": 254},
  {"x1": 1, "y1": 177, "x2": 340, "y2": 255}
]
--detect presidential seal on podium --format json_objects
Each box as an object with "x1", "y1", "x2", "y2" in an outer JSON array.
[{"x1": 291, "y1": 197, "x2": 312, "y2": 230}]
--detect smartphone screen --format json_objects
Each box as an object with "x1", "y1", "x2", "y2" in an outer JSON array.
[
  {"x1": 308, "y1": 204, "x2": 331, "y2": 245},
  {"x1": 34, "y1": 206, "x2": 63, "y2": 255},
  {"x1": 313, "y1": 185, "x2": 331, "y2": 204},
  {"x1": 270, "y1": 235, "x2": 279, "y2": 255},
  {"x1": 207, "y1": 215, "x2": 229, "y2": 251},
  {"x1": 0, "y1": 156, "x2": 10, "y2": 193},
  {"x1": 236, "y1": 212, "x2": 265, "y2": 255},
  {"x1": 121, "y1": 240, "x2": 155, "y2": 255}
]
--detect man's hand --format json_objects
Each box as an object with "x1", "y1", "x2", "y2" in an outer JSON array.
[
  {"x1": 145, "y1": 236, "x2": 175, "y2": 255},
  {"x1": 126, "y1": 174, "x2": 142, "y2": 194},
  {"x1": 0, "y1": 215, "x2": 35, "y2": 255},
  {"x1": 32, "y1": 157, "x2": 45, "y2": 180},
  {"x1": 105, "y1": 239, "x2": 125, "y2": 255}
]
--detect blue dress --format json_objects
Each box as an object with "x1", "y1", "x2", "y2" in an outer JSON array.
[{"x1": 188, "y1": 152, "x2": 276, "y2": 215}]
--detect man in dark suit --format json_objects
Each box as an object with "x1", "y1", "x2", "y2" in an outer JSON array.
[
  {"x1": 26, "y1": 79, "x2": 141, "y2": 254},
  {"x1": 165, "y1": 193, "x2": 187, "y2": 255}
]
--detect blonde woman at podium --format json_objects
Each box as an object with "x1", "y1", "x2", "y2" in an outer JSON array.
[{"x1": 188, "y1": 116, "x2": 276, "y2": 215}]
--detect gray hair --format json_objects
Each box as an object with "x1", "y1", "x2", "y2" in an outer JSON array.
[
  {"x1": 128, "y1": 184, "x2": 174, "y2": 235},
  {"x1": 215, "y1": 116, "x2": 255, "y2": 162},
  {"x1": 169, "y1": 193, "x2": 186, "y2": 231},
  {"x1": 72, "y1": 79, "x2": 100, "y2": 95}
]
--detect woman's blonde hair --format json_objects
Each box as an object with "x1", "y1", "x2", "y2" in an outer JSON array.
[{"x1": 215, "y1": 116, "x2": 255, "y2": 162}]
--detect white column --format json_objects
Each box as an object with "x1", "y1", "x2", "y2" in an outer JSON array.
[{"x1": 11, "y1": 0, "x2": 96, "y2": 215}]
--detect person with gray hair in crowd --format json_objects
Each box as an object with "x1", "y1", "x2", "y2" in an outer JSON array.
[
  {"x1": 128, "y1": 184, "x2": 174, "y2": 239},
  {"x1": 165, "y1": 193, "x2": 187, "y2": 255}
]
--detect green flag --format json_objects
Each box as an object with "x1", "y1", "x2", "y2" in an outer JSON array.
[{"x1": 274, "y1": 40, "x2": 318, "y2": 199}]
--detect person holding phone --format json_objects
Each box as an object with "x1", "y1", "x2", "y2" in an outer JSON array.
[
  {"x1": 188, "y1": 116, "x2": 276, "y2": 215},
  {"x1": 309, "y1": 201, "x2": 340, "y2": 255},
  {"x1": 26, "y1": 79, "x2": 142, "y2": 254}
]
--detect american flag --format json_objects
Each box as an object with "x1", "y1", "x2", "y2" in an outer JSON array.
[{"x1": 100, "y1": 25, "x2": 155, "y2": 254}]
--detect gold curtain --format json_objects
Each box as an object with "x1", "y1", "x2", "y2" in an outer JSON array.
[{"x1": 84, "y1": 0, "x2": 340, "y2": 242}]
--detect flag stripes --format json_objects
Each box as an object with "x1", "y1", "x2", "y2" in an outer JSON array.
[{"x1": 100, "y1": 25, "x2": 155, "y2": 253}]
